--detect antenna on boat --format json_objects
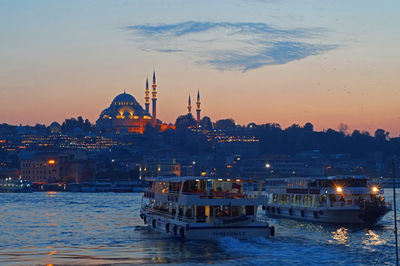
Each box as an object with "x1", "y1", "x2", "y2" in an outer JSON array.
[{"x1": 393, "y1": 158, "x2": 399, "y2": 266}]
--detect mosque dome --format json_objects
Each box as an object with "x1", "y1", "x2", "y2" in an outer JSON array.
[
  {"x1": 111, "y1": 92, "x2": 138, "y2": 106},
  {"x1": 49, "y1": 121, "x2": 61, "y2": 134}
]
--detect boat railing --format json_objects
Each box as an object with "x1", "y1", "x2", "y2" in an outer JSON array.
[
  {"x1": 143, "y1": 189, "x2": 259, "y2": 200},
  {"x1": 142, "y1": 206, "x2": 208, "y2": 223}
]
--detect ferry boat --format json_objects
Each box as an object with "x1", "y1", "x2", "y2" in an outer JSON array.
[
  {"x1": 140, "y1": 176, "x2": 275, "y2": 240},
  {"x1": 262, "y1": 176, "x2": 391, "y2": 225},
  {"x1": 0, "y1": 178, "x2": 32, "y2": 193}
]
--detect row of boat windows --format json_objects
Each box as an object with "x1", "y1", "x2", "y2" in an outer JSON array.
[
  {"x1": 153, "y1": 180, "x2": 260, "y2": 194},
  {"x1": 264, "y1": 179, "x2": 368, "y2": 188},
  {"x1": 149, "y1": 201, "x2": 256, "y2": 222},
  {"x1": 269, "y1": 194, "x2": 328, "y2": 207}
]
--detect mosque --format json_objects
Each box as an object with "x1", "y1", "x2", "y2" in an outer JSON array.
[{"x1": 96, "y1": 71, "x2": 179, "y2": 134}]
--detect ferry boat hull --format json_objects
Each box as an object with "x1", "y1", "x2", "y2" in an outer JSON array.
[
  {"x1": 263, "y1": 205, "x2": 390, "y2": 225},
  {"x1": 141, "y1": 212, "x2": 273, "y2": 240}
]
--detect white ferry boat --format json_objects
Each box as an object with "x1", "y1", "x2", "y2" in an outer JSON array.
[
  {"x1": 140, "y1": 176, "x2": 275, "y2": 240},
  {"x1": 0, "y1": 178, "x2": 32, "y2": 193},
  {"x1": 263, "y1": 176, "x2": 391, "y2": 225}
]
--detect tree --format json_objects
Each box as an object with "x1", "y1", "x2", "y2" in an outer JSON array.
[
  {"x1": 214, "y1": 119, "x2": 236, "y2": 130},
  {"x1": 175, "y1": 114, "x2": 196, "y2": 130},
  {"x1": 375, "y1": 129, "x2": 389, "y2": 141},
  {"x1": 200, "y1": 116, "x2": 213, "y2": 130},
  {"x1": 338, "y1": 123, "x2": 349, "y2": 134},
  {"x1": 303, "y1": 122, "x2": 314, "y2": 132}
]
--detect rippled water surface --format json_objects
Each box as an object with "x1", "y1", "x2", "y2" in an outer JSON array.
[{"x1": 0, "y1": 190, "x2": 398, "y2": 265}]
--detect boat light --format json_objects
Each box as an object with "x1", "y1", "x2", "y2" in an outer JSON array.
[
  {"x1": 372, "y1": 186, "x2": 379, "y2": 193},
  {"x1": 336, "y1": 186, "x2": 343, "y2": 193}
]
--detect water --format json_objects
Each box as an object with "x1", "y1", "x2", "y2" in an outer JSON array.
[{"x1": 0, "y1": 190, "x2": 398, "y2": 265}]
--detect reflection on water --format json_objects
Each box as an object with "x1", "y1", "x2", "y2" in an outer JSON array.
[
  {"x1": 0, "y1": 190, "x2": 398, "y2": 265},
  {"x1": 331, "y1": 227, "x2": 349, "y2": 246}
]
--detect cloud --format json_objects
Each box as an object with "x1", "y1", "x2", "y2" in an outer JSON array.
[{"x1": 124, "y1": 21, "x2": 336, "y2": 72}]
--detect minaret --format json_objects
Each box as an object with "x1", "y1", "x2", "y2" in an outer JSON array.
[
  {"x1": 196, "y1": 90, "x2": 201, "y2": 127},
  {"x1": 152, "y1": 70, "x2": 157, "y2": 125},
  {"x1": 187, "y1": 95, "x2": 192, "y2": 114},
  {"x1": 145, "y1": 78, "x2": 150, "y2": 113}
]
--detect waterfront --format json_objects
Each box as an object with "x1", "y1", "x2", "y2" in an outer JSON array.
[{"x1": 0, "y1": 190, "x2": 397, "y2": 265}]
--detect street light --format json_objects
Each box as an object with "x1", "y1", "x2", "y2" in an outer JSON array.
[{"x1": 265, "y1": 163, "x2": 270, "y2": 168}]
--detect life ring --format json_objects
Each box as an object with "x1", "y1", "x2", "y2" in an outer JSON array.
[
  {"x1": 289, "y1": 208, "x2": 293, "y2": 216},
  {"x1": 313, "y1": 211, "x2": 318, "y2": 218},
  {"x1": 277, "y1": 208, "x2": 281, "y2": 214},
  {"x1": 179, "y1": 227, "x2": 185, "y2": 237},
  {"x1": 270, "y1": 226, "x2": 275, "y2": 237},
  {"x1": 173, "y1": 225, "x2": 178, "y2": 235},
  {"x1": 144, "y1": 216, "x2": 147, "y2": 224},
  {"x1": 165, "y1": 223, "x2": 170, "y2": 233},
  {"x1": 301, "y1": 210, "x2": 305, "y2": 217},
  {"x1": 262, "y1": 205, "x2": 266, "y2": 211},
  {"x1": 152, "y1": 219, "x2": 156, "y2": 229}
]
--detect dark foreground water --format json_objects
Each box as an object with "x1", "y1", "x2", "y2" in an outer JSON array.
[{"x1": 0, "y1": 190, "x2": 398, "y2": 265}]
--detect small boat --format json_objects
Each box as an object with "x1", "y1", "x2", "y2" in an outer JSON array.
[
  {"x1": 113, "y1": 180, "x2": 148, "y2": 193},
  {"x1": 140, "y1": 176, "x2": 275, "y2": 240},
  {"x1": 0, "y1": 178, "x2": 32, "y2": 193},
  {"x1": 262, "y1": 175, "x2": 391, "y2": 225},
  {"x1": 80, "y1": 182, "x2": 96, "y2": 192},
  {"x1": 95, "y1": 179, "x2": 112, "y2": 192},
  {"x1": 68, "y1": 183, "x2": 81, "y2": 192}
]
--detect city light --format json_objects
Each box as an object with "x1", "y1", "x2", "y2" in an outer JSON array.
[
  {"x1": 372, "y1": 186, "x2": 379, "y2": 193},
  {"x1": 48, "y1": 160, "x2": 55, "y2": 165},
  {"x1": 265, "y1": 163, "x2": 270, "y2": 168},
  {"x1": 336, "y1": 186, "x2": 343, "y2": 193}
]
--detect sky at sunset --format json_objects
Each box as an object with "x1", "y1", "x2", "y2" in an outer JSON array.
[{"x1": 1, "y1": 1, "x2": 399, "y2": 135}]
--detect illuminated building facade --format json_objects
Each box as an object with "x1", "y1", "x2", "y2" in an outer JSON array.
[
  {"x1": 20, "y1": 152, "x2": 96, "y2": 184},
  {"x1": 138, "y1": 159, "x2": 181, "y2": 179},
  {"x1": 96, "y1": 71, "x2": 174, "y2": 134}
]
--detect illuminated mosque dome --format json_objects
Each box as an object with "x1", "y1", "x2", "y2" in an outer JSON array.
[
  {"x1": 112, "y1": 92, "x2": 137, "y2": 106},
  {"x1": 96, "y1": 91, "x2": 151, "y2": 134},
  {"x1": 96, "y1": 72, "x2": 175, "y2": 134}
]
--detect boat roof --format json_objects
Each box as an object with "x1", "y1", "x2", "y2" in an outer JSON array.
[
  {"x1": 146, "y1": 176, "x2": 261, "y2": 182},
  {"x1": 263, "y1": 175, "x2": 369, "y2": 181}
]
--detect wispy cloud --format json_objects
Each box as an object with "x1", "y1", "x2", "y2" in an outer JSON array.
[{"x1": 124, "y1": 21, "x2": 336, "y2": 72}]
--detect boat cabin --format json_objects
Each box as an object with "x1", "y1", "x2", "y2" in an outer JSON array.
[{"x1": 142, "y1": 177, "x2": 264, "y2": 224}]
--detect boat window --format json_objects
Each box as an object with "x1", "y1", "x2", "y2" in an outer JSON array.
[
  {"x1": 185, "y1": 206, "x2": 193, "y2": 218},
  {"x1": 279, "y1": 194, "x2": 289, "y2": 205},
  {"x1": 318, "y1": 195, "x2": 327, "y2": 206},
  {"x1": 231, "y1": 206, "x2": 242, "y2": 217},
  {"x1": 245, "y1": 206, "x2": 255, "y2": 216},
  {"x1": 169, "y1": 182, "x2": 180, "y2": 193},
  {"x1": 178, "y1": 205, "x2": 183, "y2": 217},
  {"x1": 195, "y1": 206, "x2": 206, "y2": 222},
  {"x1": 273, "y1": 194, "x2": 278, "y2": 204},
  {"x1": 294, "y1": 195, "x2": 302, "y2": 205}
]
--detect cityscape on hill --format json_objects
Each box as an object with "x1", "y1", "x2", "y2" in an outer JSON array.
[{"x1": 1, "y1": 73, "x2": 399, "y2": 190}]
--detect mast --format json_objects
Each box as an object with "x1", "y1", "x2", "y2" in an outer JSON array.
[{"x1": 393, "y1": 158, "x2": 399, "y2": 266}]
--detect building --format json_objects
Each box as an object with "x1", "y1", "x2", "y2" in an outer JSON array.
[
  {"x1": 20, "y1": 152, "x2": 95, "y2": 183},
  {"x1": 96, "y1": 71, "x2": 175, "y2": 134},
  {"x1": 138, "y1": 158, "x2": 181, "y2": 179}
]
